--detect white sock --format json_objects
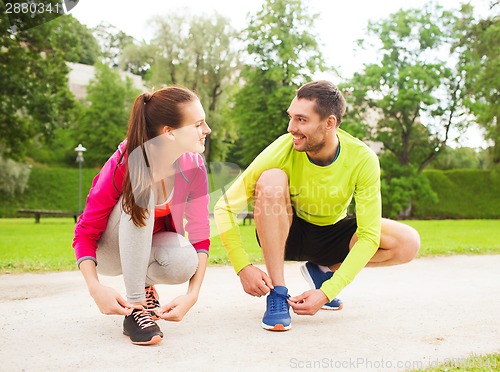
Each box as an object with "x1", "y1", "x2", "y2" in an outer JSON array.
[{"x1": 318, "y1": 265, "x2": 332, "y2": 273}]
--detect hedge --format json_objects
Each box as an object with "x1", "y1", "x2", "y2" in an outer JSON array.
[
  {"x1": 0, "y1": 167, "x2": 99, "y2": 217},
  {"x1": 1, "y1": 167, "x2": 498, "y2": 219},
  {"x1": 412, "y1": 169, "x2": 499, "y2": 219}
]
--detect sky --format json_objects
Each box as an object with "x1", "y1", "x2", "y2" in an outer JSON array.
[{"x1": 70, "y1": 0, "x2": 493, "y2": 148}]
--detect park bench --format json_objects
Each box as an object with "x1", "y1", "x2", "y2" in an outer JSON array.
[
  {"x1": 17, "y1": 209, "x2": 79, "y2": 223},
  {"x1": 209, "y1": 211, "x2": 254, "y2": 225}
]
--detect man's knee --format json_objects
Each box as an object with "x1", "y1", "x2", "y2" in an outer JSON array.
[
  {"x1": 396, "y1": 225, "x2": 420, "y2": 263},
  {"x1": 255, "y1": 169, "x2": 288, "y2": 201}
]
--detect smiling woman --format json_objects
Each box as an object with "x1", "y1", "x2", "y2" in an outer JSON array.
[{"x1": 72, "y1": 86, "x2": 212, "y2": 345}]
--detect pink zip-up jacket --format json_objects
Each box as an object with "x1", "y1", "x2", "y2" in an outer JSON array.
[{"x1": 73, "y1": 140, "x2": 210, "y2": 266}]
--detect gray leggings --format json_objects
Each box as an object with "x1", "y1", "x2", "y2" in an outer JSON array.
[{"x1": 96, "y1": 198, "x2": 199, "y2": 303}]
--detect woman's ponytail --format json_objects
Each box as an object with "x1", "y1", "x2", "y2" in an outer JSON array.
[{"x1": 121, "y1": 87, "x2": 198, "y2": 227}]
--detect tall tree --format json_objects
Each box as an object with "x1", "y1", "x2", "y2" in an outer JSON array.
[
  {"x1": 341, "y1": 3, "x2": 470, "y2": 216},
  {"x1": 229, "y1": 0, "x2": 326, "y2": 166},
  {"x1": 93, "y1": 22, "x2": 135, "y2": 67},
  {"x1": 0, "y1": 5, "x2": 74, "y2": 161},
  {"x1": 45, "y1": 14, "x2": 100, "y2": 65},
  {"x1": 75, "y1": 63, "x2": 139, "y2": 166},
  {"x1": 127, "y1": 11, "x2": 240, "y2": 161},
  {"x1": 456, "y1": 3, "x2": 499, "y2": 165}
]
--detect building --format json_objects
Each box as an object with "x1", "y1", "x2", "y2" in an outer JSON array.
[{"x1": 67, "y1": 62, "x2": 146, "y2": 100}]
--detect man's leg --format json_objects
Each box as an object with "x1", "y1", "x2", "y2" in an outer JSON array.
[
  {"x1": 254, "y1": 169, "x2": 293, "y2": 286},
  {"x1": 365, "y1": 218, "x2": 420, "y2": 266},
  {"x1": 254, "y1": 169, "x2": 294, "y2": 331},
  {"x1": 328, "y1": 219, "x2": 420, "y2": 271}
]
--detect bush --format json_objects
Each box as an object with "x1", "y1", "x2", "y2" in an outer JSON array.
[
  {"x1": 413, "y1": 169, "x2": 499, "y2": 219},
  {"x1": 0, "y1": 166, "x2": 99, "y2": 217}
]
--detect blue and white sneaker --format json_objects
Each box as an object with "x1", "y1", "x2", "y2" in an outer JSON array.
[
  {"x1": 300, "y1": 262, "x2": 343, "y2": 310},
  {"x1": 261, "y1": 286, "x2": 292, "y2": 331}
]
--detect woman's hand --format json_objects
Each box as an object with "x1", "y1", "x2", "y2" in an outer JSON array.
[
  {"x1": 156, "y1": 294, "x2": 197, "y2": 322},
  {"x1": 89, "y1": 283, "x2": 134, "y2": 316}
]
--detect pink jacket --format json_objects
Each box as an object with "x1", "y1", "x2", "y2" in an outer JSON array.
[{"x1": 73, "y1": 140, "x2": 210, "y2": 264}]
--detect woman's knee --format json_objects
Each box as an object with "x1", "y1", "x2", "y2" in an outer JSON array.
[{"x1": 150, "y1": 232, "x2": 199, "y2": 284}]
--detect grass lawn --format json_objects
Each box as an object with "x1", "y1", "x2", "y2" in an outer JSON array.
[
  {"x1": 410, "y1": 352, "x2": 499, "y2": 371},
  {"x1": 0, "y1": 218, "x2": 499, "y2": 273}
]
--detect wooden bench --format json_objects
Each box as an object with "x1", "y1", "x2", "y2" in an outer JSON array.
[
  {"x1": 209, "y1": 212, "x2": 254, "y2": 225},
  {"x1": 17, "y1": 209, "x2": 79, "y2": 223}
]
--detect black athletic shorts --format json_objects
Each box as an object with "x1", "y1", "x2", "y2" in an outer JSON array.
[{"x1": 256, "y1": 212, "x2": 357, "y2": 266}]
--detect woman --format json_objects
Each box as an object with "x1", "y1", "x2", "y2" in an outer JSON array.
[{"x1": 73, "y1": 86, "x2": 211, "y2": 345}]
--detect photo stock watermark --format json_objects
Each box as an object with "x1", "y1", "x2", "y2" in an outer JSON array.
[
  {"x1": 2, "y1": 0, "x2": 79, "y2": 32},
  {"x1": 288, "y1": 356, "x2": 497, "y2": 370}
]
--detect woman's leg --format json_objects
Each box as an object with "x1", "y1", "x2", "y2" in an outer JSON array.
[
  {"x1": 118, "y1": 194, "x2": 155, "y2": 304},
  {"x1": 146, "y1": 232, "x2": 199, "y2": 286},
  {"x1": 96, "y1": 200, "x2": 123, "y2": 276},
  {"x1": 97, "y1": 195, "x2": 156, "y2": 303}
]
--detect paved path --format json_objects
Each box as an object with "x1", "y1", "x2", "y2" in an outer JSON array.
[{"x1": 1, "y1": 255, "x2": 499, "y2": 371}]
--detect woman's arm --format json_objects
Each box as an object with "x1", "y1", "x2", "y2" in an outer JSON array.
[{"x1": 79, "y1": 260, "x2": 133, "y2": 316}]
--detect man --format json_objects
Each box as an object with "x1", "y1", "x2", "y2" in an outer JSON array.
[{"x1": 214, "y1": 80, "x2": 420, "y2": 331}]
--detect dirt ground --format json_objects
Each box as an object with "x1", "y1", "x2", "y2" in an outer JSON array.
[{"x1": 1, "y1": 255, "x2": 499, "y2": 371}]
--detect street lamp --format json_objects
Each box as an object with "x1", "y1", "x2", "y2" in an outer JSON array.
[{"x1": 74, "y1": 144, "x2": 86, "y2": 214}]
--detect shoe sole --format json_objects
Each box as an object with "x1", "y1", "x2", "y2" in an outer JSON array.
[
  {"x1": 322, "y1": 303, "x2": 343, "y2": 311},
  {"x1": 261, "y1": 322, "x2": 292, "y2": 331},
  {"x1": 123, "y1": 332, "x2": 163, "y2": 345},
  {"x1": 300, "y1": 264, "x2": 343, "y2": 311}
]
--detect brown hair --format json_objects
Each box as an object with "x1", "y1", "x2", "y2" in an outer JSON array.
[
  {"x1": 120, "y1": 86, "x2": 198, "y2": 227},
  {"x1": 296, "y1": 80, "x2": 346, "y2": 126}
]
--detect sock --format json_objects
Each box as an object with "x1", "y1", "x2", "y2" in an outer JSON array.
[{"x1": 318, "y1": 265, "x2": 332, "y2": 273}]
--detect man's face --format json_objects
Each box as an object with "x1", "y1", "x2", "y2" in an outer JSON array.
[{"x1": 286, "y1": 97, "x2": 329, "y2": 153}]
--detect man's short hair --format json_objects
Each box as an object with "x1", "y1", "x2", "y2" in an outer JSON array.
[{"x1": 296, "y1": 80, "x2": 346, "y2": 125}]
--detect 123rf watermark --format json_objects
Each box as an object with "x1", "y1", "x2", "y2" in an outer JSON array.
[{"x1": 289, "y1": 356, "x2": 498, "y2": 370}]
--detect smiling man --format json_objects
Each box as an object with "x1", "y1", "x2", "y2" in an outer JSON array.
[{"x1": 214, "y1": 80, "x2": 420, "y2": 331}]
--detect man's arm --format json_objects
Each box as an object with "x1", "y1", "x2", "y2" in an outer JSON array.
[
  {"x1": 214, "y1": 134, "x2": 291, "y2": 292},
  {"x1": 320, "y1": 152, "x2": 382, "y2": 301}
]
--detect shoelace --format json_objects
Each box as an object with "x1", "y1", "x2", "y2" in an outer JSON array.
[
  {"x1": 145, "y1": 286, "x2": 160, "y2": 309},
  {"x1": 269, "y1": 290, "x2": 290, "y2": 313},
  {"x1": 132, "y1": 310, "x2": 156, "y2": 329}
]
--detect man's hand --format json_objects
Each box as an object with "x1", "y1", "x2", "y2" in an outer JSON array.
[
  {"x1": 288, "y1": 289, "x2": 329, "y2": 316},
  {"x1": 238, "y1": 265, "x2": 273, "y2": 297}
]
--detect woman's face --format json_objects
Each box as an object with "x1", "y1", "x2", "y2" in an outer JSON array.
[{"x1": 170, "y1": 99, "x2": 211, "y2": 153}]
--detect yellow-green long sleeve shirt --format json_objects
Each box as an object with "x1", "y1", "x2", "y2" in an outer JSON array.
[{"x1": 214, "y1": 129, "x2": 381, "y2": 300}]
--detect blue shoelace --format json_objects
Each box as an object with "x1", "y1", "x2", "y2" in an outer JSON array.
[{"x1": 269, "y1": 289, "x2": 290, "y2": 313}]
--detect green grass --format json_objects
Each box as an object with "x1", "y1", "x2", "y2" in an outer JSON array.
[
  {"x1": 0, "y1": 218, "x2": 499, "y2": 274},
  {"x1": 403, "y1": 220, "x2": 500, "y2": 256},
  {"x1": 408, "y1": 352, "x2": 499, "y2": 371}
]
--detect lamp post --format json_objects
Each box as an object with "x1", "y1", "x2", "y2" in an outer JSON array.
[{"x1": 74, "y1": 144, "x2": 86, "y2": 214}]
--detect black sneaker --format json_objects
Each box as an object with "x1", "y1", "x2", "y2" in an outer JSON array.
[
  {"x1": 123, "y1": 308, "x2": 163, "y2": 345},
  {"x1": 145, "y1": 285, "x2": 161, "y2": 320}
]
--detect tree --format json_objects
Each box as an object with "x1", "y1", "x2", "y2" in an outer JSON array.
[
  {"x1": 121, "y1": 41, "x2": 156, "y2": 78},
  {"x1": 0, "y1": 6, "x2": 74, "y2": 161},
  {"x1": 229, "y1": 0, "x2": 326, "y2": 166},
  {"x1": 75, "y1": 63, "x2": 139, "y2": 166},
  {"x1": 44, "y1": 14, "x2": 99, "y2": 65},
  {"x1": 456, "y1": 3, "x2": 500, "y2": 165},
  {"x1": 427, "y1": 146, "x2": 485, "y2": 170},
  {"x1": 341, "y1": 3, "x2": 469, "y2": 216},
  {"x1": 126, "y1": 11, "x2": 240, "y2": 162},
  {"x1": 93, "y1": 22, "x2": 135, "y2": 67}
]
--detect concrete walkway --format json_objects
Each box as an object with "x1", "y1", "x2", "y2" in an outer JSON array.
[{"x1": 1, "y1": 255, "x2": 499, "y2": 371}]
